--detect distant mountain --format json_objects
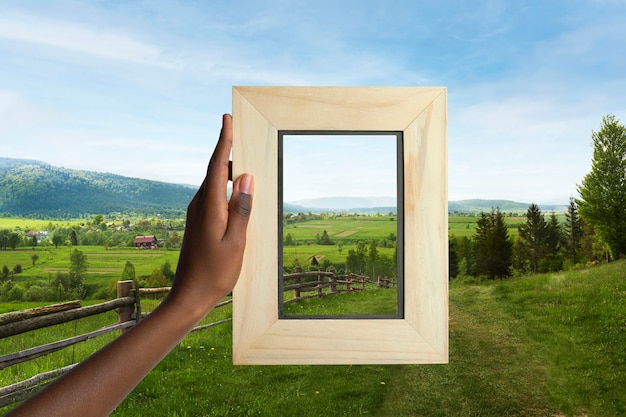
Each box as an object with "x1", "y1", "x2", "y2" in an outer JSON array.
[
  {"x1": 0, "y1": 157, "x2": 196, "y2": 217},
  {"x1": 286, "y1": 196, "x2": 396, "y2": 212},
  {"x1": 448, "y1": 199, "x2": 568, "y2": 213},
  {"x1": 284, "y1": 197, "x2": 568, "y2": 215},
  {"x1": 284, "y1": 196, "x2": 397, "y2": 214}
]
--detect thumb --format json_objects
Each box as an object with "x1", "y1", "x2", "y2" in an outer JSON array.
[{"x1": 226, "y1": 174, "x2": 254, "y2": 242}]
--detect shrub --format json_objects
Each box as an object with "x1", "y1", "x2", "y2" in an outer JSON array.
[
  {"x1": 0, "y1": 280, "x2": 14, "y2": 300},
  {"x1": 147, "y1": 268, "x2": 168, "y2": 288},
  {"x1": 7, "y1": 284, "x2": 25, "y2": 301},
  {"x1": 25, "y1": 285, "x2": 47, "y2": 302}
]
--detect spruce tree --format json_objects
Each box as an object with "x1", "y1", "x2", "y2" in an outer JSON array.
[
  {"x1": 563, "y1": 198, "x2": 584, "y2": 263},
  {"x1": 544, "y1": 212, "x2": 563, "y2": 271},
  {"x1": 473, "y1": 208, "x2": 512, "y2": 279},
  {"x1": 121, "y1": 261, "x2": 136, "y2": 281},
  {"x1": 576, "y1": 115, "x2": 626, "y2": 258},
  {"x1": 517, "y1": 203, "x2": 549, "y2": 273}
]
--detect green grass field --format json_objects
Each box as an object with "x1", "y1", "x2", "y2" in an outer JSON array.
[
  {"x1": 0, "y1": 246, "x2": 181, "y2": 298},
  {"x1": 2, "y1": 260, "x2": 625, "y2": 416},
  {"x1": 448, "y1": 215, "x2": 527, "y2": 238},
  {"x1": 0, "y1": 218, "x2": 84, "y2": 231}
]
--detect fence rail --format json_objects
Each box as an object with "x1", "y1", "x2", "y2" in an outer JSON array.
[
  {"x1": 283, "y1": 267, "x2": 395, "y2": 303},
  {"x1": 1, "y1": 272, "x2": 396, "y2": 409}
]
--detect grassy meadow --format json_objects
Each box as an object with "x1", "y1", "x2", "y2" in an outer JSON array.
[
  {"x1": 282, "y1": 215, "x2": 398, "y2": 268},
  {"x1": 3, "y1": 260, "x2": 624, "y2": 416},
  {"x1": 0, "y1": 218, "x2": 83, "y2": 231},
  {"x1": 0, "y1": 245, "x2": 181, "y2": 301}
]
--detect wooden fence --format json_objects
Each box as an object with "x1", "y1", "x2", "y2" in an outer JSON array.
[
  {"x1": 283, "y1": 267, "x2": 396, "y2": 303},
  {"x1": 1, "y1": 272, "x2": 396, "y2": 409},
  {"x1": 0, "y1": 281, "x2": 231, "y2": 409}
]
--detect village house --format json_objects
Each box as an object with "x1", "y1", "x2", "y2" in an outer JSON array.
[{"x1": 134, "y1": 235, "x2": 158, "y2": 249}]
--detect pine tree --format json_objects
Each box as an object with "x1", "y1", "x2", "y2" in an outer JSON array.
[
  {"x1": 121, "y1": 261, "x2": 136, "y2": 281},
  {"x1": 517, "y1": 204, "x2": 550, "y2": 273},
  {"x1": 473, "y1": 208, "x2": 512, "y2": 279},
  {"x1": 563, "y1": 198, "x2": 584, "y2": 263},
  {"x1": 576, "y1": 115, "x2": 626, "y2": 258},
  {"x1": 449, "y1": 237, "x2": 460, "y2": 280},
  {"x1": 544, "y1": 212, "x2": 563, "y2": 272}
]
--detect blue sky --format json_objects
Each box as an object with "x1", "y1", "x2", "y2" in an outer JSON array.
[
  {"x1": 283, "y1": 134, "x2": 398, "y2": 202},
  {"x1": 1, "y1": 1, "x2": 625, "y2": 204}
]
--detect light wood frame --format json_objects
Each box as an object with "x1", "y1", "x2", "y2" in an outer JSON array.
[{"x1": 232, "y1": 86, "x2": 448, "y2": 365}]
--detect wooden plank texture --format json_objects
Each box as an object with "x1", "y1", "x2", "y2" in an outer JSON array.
[{"x1": 232, "y1": 86, "x2": 448, "y2": 365}]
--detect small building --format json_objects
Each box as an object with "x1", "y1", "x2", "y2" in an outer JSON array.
[{"x1": 134, "y1": 235, "x2": 158, "y2": 249}]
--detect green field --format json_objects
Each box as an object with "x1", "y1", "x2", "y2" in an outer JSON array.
[
  {"x1": 284, "y1": 216, "x2": 398, "y2": 243},
  {"x1": 2, "y1": 260, "x2": 624, "y2": 416},
  {"x1": 0, "y1": 218, "x2": 84, "y2": 231},
  {"x1": 448, "y1": 215, "x2": 526, "y2": 238},
  {"x1": 0, "y1": 214, "x2": 555, "y2": 302},
  {"x1": 282, "y1": 215, "x2": 398, "y2": 269},
  {"x1": 0, "y1": 246, "x2": 181, "y2": 301}
]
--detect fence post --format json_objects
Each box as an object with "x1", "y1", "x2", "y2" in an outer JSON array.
[
  {"x1": 117, "y1": 280, "x2": 134, "y2": 334},
  {"x1": 294, "y1": 266, "x2": 301, "y2": 299},
  {"x1": 346, "y1": 271, "x2": 352, "y2": 291},
  {"x1": 133, "y1": 280, "x2": 142, "y2": 324},
  {"x1": 329, "y1": 269, "x2": 337, "y2": 294},
  {"x1": 317, "y1": 269, "x2": 323, "y2": 297}
]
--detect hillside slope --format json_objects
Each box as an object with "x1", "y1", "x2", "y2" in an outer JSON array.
[{"x1": 0, "y1": 157, "x2": 196, "y2": 217}]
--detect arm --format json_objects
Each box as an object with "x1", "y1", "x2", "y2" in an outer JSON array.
[{"x1": 7, "y1": 114, "x2": 254, "y2": 417}]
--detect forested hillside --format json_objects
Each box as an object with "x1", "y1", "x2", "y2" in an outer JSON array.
[{"x1": 0, "y1": 157, "x2": 196, "y2": 217}]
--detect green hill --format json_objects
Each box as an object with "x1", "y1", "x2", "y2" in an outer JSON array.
[
  {"x1": 449, "y1": 199, "x2": 568, "y2": 213},
  {"x1": 0, "y1": 157, "x2": 196, "y2": 217}
]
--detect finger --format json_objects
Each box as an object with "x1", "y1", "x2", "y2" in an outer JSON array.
[
  {"x1": 205, "y1": 114, "x2": 233, "y2": 209},
  {"x1": 225, "y1": 173, "x2": 254, "y2": 246}
]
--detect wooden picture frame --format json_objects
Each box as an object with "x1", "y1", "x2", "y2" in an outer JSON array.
[{"x1": 232, "y1": 86, "x2": 448, "y2": 365}]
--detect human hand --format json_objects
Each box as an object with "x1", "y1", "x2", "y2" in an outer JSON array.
[
  {"x1": 4, "y1": 114, "x2": 253, "y2": 417},
  {"x1": 168, "y1": 113, "x2": 254, "y2": 320}
]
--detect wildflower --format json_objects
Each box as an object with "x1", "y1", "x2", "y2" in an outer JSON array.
[
  {"x1": 211, "y1": 347, "x2": 215, "y2": 351},
  {"x1": 315, "y1": 391, "x2": 320, "y2": 395},
  {"x1": 380, "y1": 382, "x2": 385, "y2": 385},
  {"x1": 186, "y1": 345, "x2": 191, "y2": 349}
]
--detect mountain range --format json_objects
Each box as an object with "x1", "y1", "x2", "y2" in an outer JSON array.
[
  {"x1": 285, "y1": 196, "x2": 567, "y2": 215},
  {"x1": 0, "y1": 157, "x2": 196, "y2": 217},
  {"x1": 0, "y1": 156, "x2": 568, "y2": 218}
]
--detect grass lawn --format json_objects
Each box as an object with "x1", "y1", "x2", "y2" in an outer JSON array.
[{"x1": 5, "y1": 260, "x2": 624, "y2": 416}]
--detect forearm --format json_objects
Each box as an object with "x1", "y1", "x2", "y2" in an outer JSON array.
[
  {"x1": 7, "y1": 113, "x2": 252, "y2": 416},
  {"x1": 7, "y1": 294, "x2": 210, "y2": 417}
]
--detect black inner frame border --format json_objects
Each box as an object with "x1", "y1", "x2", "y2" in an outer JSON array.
[{"x1": 278, "y1": 130, "x2": 405, "y2": 320}]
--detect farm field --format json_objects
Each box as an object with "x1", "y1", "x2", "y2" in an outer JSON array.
[
  {"x1": 0, "y1": 218, "x2": 83, "y2": 231},
  {"x1": 448, "y1": 215, "x2": 526, "y2": 238},
  {"x1": 1, "y1": 213, "x2": 560, "y2": 300},
  {"x1": 283, "y1": 216, "x2": 398, "y2": 243},
  {"x1": 2, "y1": 260, "x2": 624, "y2": 416},
  {"x1": 0, "y1": 246, "x2": 181, "y2": 300},
  {"x1": 283, "y1": 215, "x2": 397, "y2": 270}
]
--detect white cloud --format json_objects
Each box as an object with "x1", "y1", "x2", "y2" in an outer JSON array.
[
  {"x1": 0, "y1": 13, "x2": 181, "y2": 69},
  {"x1": 0, "y1": 90, "x2": 61, "y2": 128}
]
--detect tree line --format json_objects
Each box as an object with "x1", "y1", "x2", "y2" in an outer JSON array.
[
  {"x1": 0, "y1": 215, "x2": 185, "y2": 251},
  {"x1": 450, "y1": 115, "x2": 626, "y2": 279}
]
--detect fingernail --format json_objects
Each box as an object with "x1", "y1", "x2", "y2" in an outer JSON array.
[{"x1": 239, "y1": 174, "x2": 254, "y2": 195}]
